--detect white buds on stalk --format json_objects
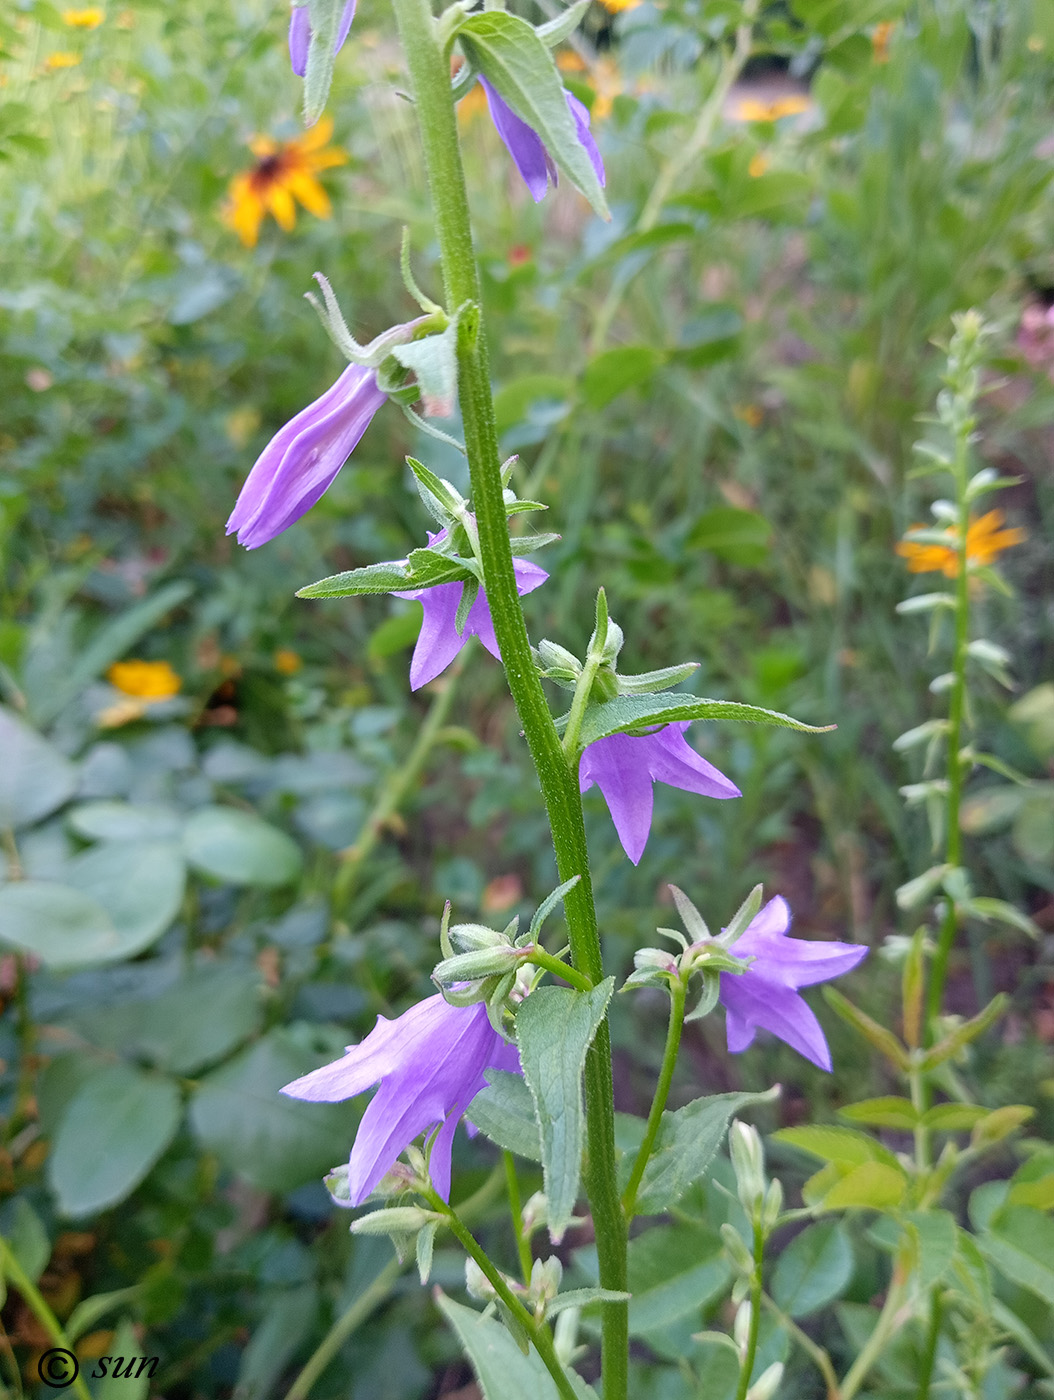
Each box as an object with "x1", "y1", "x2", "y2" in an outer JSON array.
[
  {"x1": 746, "y1": 1362, "x2": 785, "y2": 1400},
  {"x1": 730, "y1": 1120, "x2": 766, "y2": 1215}
]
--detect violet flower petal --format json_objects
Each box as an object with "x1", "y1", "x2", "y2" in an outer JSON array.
[
  {"x1": 579, "y1": 723, "x2": 740, "y2": 864},
  {"x1": 281, "y1": 995, "x2": 520, "y2": 1204},
  {"x1": 288, "y1": 0, "x2": 357, "y2": 78},
  {"x1": 227, "y1": 364, "x2": 386, "y2": 549},
  {"x1": 717, "y1": 896, "x2": 868, "y2": 1071},
  {"x1": 566, "y1": 90, "x2": 605, "y2": 188},
  {"x1": 479, "y1": 79, "x2": 606, "y2": 202}
]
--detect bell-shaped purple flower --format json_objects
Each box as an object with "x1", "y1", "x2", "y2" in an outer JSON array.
[
  {"x1": 720, "y1": 896, "x2": 868, "y2": 1071},
  {"x1": 579, "y1": 721, "x2": 740, "y2": 865},
  {"x1": 396, "y1": 531, "x2": 548, "y2": 690},
  {"x1": 281, "y1": 994, "x2": 521, "y2": 1204},
  {"x1": 227, "y1": 362, "x2": 386, "y2": 550},
  {"x1": 289, "y1": 0, "x2": 357, "y2": 78},
  {"x1": 479, "y1": 77, "x2": 605, "y2": 203}
]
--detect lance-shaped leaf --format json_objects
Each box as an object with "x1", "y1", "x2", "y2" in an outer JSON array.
[
  {"x1": 535, "y1": 0, "x2": 591, "y2": 46},
  {"x1": 436, "y1": 1293, "x2": 597, "y2": 1400},
  {"x1": 571, "y1": 693, "x2": 834, "y2": 748},
  {"x1": 456, "y1": 12, "x2": 608, "y2": 218},
  {"x1": 516, "y1": 980, "x2": 613, "y2": 1240},
  {"x1": 302, "y1": 0, "x2": 345, "y2": 125},
  {"x1": 297, "y1": 562, "x2": 416, "y2": 599}
]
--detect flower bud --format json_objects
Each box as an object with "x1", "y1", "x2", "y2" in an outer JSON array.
[
  {"x1": 529, "y1": 1255, "x2": 563, "y2": 1308},
  {"x1": 733, "y1": 1299, "x2": 753, "y2": 1353},
  {"x1": 762, "y1": 1178, "x2": 783, "y2": 1232},
  {"x1": 324, "y1": 1163, "x2": 353, "y2": 1207},
  {"x1": 522, "y1": 1191, "x2": 548, "y2": 1237},
  {"x1": 746, "y1": 1362, "x2": 784, "y2": 1400},
  {"x1": 720, "y1": 1223, "x2": 754, "y2": 1277},
  {"x1": 350, "y1": 1205, "x2": 439, "y2": 1236},
  {"x1": 730, "y1": 1121, "x2": 766, "y2": 1215}
]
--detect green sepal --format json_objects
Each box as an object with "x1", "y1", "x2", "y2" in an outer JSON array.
[{"x1": 616, "y1": 662, "x2": 700, "y2": 695}]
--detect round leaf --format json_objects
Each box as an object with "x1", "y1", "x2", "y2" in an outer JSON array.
[
  {"x1": 0, "y1": 881, "x2": 115, "y2": 967},
  {"x1": 66, "y1": 840, "x2": 186, "y2": 961},
  {"x1": 48, "y1": 1062, "x2": 182, "y2": 1216},
  {"x1": 183, "y1": 806, "x2": 302, "y2": 887},
  {"x1": 67, "y1": 801, "x2": 184, "y2": 843},
  {"x1": 0, "y1": 706, "x2": 77, "y2": 829},
  {"x1": 771, "y1": 1220, "x2": 854, "y2": 1317}
]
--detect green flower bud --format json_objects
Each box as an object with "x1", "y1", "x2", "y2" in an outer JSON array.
[
  {"x1": 720, "y1": 1223, "x2": 754, "y2": 1278},
  {"x1": 730, "y1": 1120, "x2": 766, "y2": 1214}
]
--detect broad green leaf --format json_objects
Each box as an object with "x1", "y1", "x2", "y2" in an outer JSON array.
[
  {"x1": 574, "y1": 693, "x2": 832, "y2": 749},
  {"x1": 49, "y1": 1062, "x2": 181, "y2": 1216},
  {"x1": 817, "y1": 1162, "x2": 908, "y2": 1211},
  {"x1": 0, "y1": 706, "x2": 77, "y2": 830},
  {"x1": 65, "y1": 839, "x2": 186, "y2": 961},
  {"x1": 26, "y1": 581, "x2": 193, "y2": 728},
  {"x1": 920, "y1": 1103, "x2": 988, "y2": 1131},
  {"x1": 980, "y1": 1207, "x2": 1054, "y2": 1304},
  {"x1": 4, "y1": 1198, "x2": 50, "y2": 1283},
  {"x1": 839, "y1": 1097, "x2": 918, "y2": 1130},
  {"x1": 774, "y1": 1125, "x2": 901, "y2": 1171},
  {"x1": 233, "y1": 1285, "x2": 318, "y2": 1400},
  {"x1": 65, "y1": 1287, "x2": 141, "y2": 1344},
  {"x1": 189, "y1": 1028, "x2": 354, "y2": 1193},
  {"x1": 457, "y1": 12, "x2": 608, "y2": 217},
  {"x1": 687, "y1": 507, "x2": 772, "y2": 567},
  {"x1": 903, "y1": 1209, "x2": 958, "y2": 1293},
  {"x1": 407, "y1": 547, "x2": 479, "y2": 587},
  {"x1": 633, "y1": 1087, "x2": 778, "y2": 1215},
  {"x1": 581, "y1": 346, "x2": 663, "y2": 410},
  {"x1": 771, "y1": 1220, "x2": 854, "y2": 1317},
  {"x1": 467, "y1": 1069, "x2": 542, "y2": 1161},
  {"x1": 0, "y1": 881, "x2": 116, "y2": 968},
  {"x1": 297, "y1": 562, "x2": 414, "y2": 599},
  {"x1": 436, "y1": 1293, "x2": 597, "y2": 1400},
  {"x1": 627, "y1": 1223, "x2": 728, "y2": 1336},
  {"x1": 67, "y1": 801, "x2": 183, "y2": 843},
  {"x1": 94, "y1": 1318, "x2": 154, "y2": 1400},
  {"x1": 183, "y1": 807, "x2": 302, "y2": 887},
  {"x1": 516, "y1": 980, "x2": 613, "y2": 1240}
]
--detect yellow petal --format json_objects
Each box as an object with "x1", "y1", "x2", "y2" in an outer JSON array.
[
  {"x1": 266, "y1": 183, "x2": 297, "y2": 231},
  {"x1": 288, "y1": 172, "x2": 332, "y2": 219}
]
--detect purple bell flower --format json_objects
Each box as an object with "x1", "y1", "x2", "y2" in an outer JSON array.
[
  {"x1": 720, "y1": 896, "x2": 868, "y2": 1071},
  {"x1": 227, "y1": 362, "x2": 386, "y2": 550},
  {"x1": 479, "y1": 77, "x2": 605, "y2": 203},
  {"x1": 281, "y1": 994, "x2": 521, "y2": 1204},
  {"x1": 289, "y1": 0, "x2": 357, "y2": 79},
  {"x1": 396, "y1": 530, "x2": 548, "y2": 690},
  {"x1": 579, "y1": 721, "x2": 740, "y2": 865}
]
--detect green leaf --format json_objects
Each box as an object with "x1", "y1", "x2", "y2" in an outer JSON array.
[
  {"x1": 49, "y1": 1063, "x2": 182, "y2": 1216},
  {"x1": 903, "y1": 1209, "x2": 958, "y2": 1293},
  {"x1": 233, "y1": 1285, "x2": 319, "y2": 1400},
  {"x1": 0, "y1": 881, "x2": 118, "y2": 969},
  {"x1": 920, "y1": 1103, "x2": 988, "y2": 1132},
  {"x1": 687, "y1": 507, "x2": 772, "y2": 567},
  {"x1": 774, "y1": 1125, "x2": 902, "y2": 1171},
  {"x1": 183, "y1": 807, "x2": 302, "y2": 888},
  {"x1": 297, "y1": 562, "x2": 414, "y2": 599},
  {"x1": 823, "y1": 988, "x2": 910, "y2": 1070},
  {"x1": 816, "y1": 1162, "x2": 908, "y2": 1211},
  {"x1": 574, "y1": 693, "x2": 832, "y2": 748},
  {"x1": 771, "y1": 1220, "x2": 854, "y2": 1317},
  {"x1": 65, "y1": 1287, "x2": 141, "y2": 1344},
  {"x1": 920, "y1": 994, "x2": 1008, "y2": 1071},
  {"x1": 94, "y1": 1318, "x2": 153, "y2": 1400},
  {"x1": 493, "y1": 374, "x2": 569, "y2": 436},
  {"x1": 456, "y1": 12, "x2": 608, "y2": 217},
  {"x1": 25, "y1": 581, "x2": 193, "y2": 728},
  {"x1": 65, "y1": 839, "x2": 186, "y2": 961},
  {"x1": 466, "y1": 1070, "x2": 542, "y2": 1161},
  {"x1": 581, "y1": 346, "x2": 663, "y2": 410},
  {"x1": 627, "y1": 1223, "x2": 729, "y2": 1336},
  {"x1": 535, "y1": 0, "x2": 591, "y2": 46},
  {"x1": 516, "y1": 980, "x2": 613, "y2": 1240},
  {"x1": 67, "y1": 801, "x2": 183, "y2": 843},
  {"x1": 0, "y1": 706, "x2": 77, "y2": 830},
  {"x1": 302, "y1": 0, "x2": 343, "y2": 125},
  {"x1": 838, "y1": 1097, "x2": 919, "y2": 1130},
  {"x1": 436, "y1": 1293, "x2": 597, "y2": 1400},
  {"x1": 4, "y1": 1198, "x2": 50, "y2": 1283},
  {"x1": 633, "y1": 1087, "x2": 779, "y2": 1215},
  {"x1": 188, "y1": 1028, "x2": 354, "y2": 1193},
  {"x1": 980, "y1": 1207, "x2": 1054, "y2": 1305}
]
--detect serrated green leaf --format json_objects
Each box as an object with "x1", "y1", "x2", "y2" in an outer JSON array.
[
  {"x1": 819, "y1": 1162, "x2": 908, "y2": 1211},
  {"x1": 920, "y1": 1103, "x2": 988, "y2": 1132},
  {"x1": 774, "y1": 1125, "x2": 902, "y2": 1170},
  {"x1": 467, "y1": 1069, "x2": 541, "y2": 1161},
  {"x1": 516, "y1": 980, "x2": 613, "y2": 1239},
  {"x1": 457, "y1": 12, "x2": 608, "y2": 217},
  {"x1": 838, "y1": 1097, "x2": 919, "y2": 1130},
  {"x1": 573, "y1": 693, "x2": 832, "y2": 748},
  {"x1": 903, "y1": 1209, "x2": 958, "y2": 1292},
  {"x1": 297, "y1": 562, "x2": 415, "y2": 599}
]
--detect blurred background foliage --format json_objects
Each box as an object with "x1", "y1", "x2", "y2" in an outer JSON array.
[{"x1": 0, "y1": 0, "x2": 1052, "y2": 1394}]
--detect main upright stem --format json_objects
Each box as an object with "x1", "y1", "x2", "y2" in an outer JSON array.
[{"x1": 387, "y1": 1, "x2": 628, "y2": 1392}]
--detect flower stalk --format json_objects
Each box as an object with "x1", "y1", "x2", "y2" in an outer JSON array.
[
  {"x1": 386, "y1": 0, "x2": 627, "y2": 1391},
  {"x1": 622, "y1": 976, "x2": 686, "y2": 1218}
]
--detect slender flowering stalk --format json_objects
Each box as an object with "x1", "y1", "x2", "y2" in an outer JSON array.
[
  {"x1": 579, "y1": 721, "x2": 740, "y2": 864},
  {"x1": 718, "y1": 896, "x2": 867, "y2": 1070},
  {"x1": 227, "y1": 363, "x2": 387, "y2": 548},
  {"x1": 479, "y1": 78, "x2": 604, "y2": 203},
  {"x1": 281, "y1": 995, "x2": 520, "y2": 1204}
]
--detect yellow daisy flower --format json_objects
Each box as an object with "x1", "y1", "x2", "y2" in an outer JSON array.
[
  {"x1": 62, "y1": 8, "x2": 105, "y2": 27},
  {"x1": 597, "y1": 0, "x2": 642, "y2": 12},
  {"x1": 107, "y1": 659, "x2": 182, "y2": 700},
  {"x1": 734, "y1": 94, "x2": 811, "y2": 123},
  {"x1": 896, "y1": 510, "x2": 1027, "y2": 577},
  {"x1": 224, "y1": 117, "x2": 347, "y2": 249},
  {"x1": 45, "y1": 52, "x2": 82, "y2": 70}
]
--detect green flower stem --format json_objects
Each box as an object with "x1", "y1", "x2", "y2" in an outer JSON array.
[
  {"x1": 560, "y1": 651, "x2": 602, "y2": 760},
  {"x1": 839, "y1": 1273, "x2": 910, "y2": 1400},
  {"x1": 733, "y1": 1225, "x2": 765, "y2": 1400},
  {"x1": 526, "y1": 947, "x2": 594, "y2": 993},
  {"x1": 388, "y1": 0, "x2": 627, "y2": 1393},
  {"x1": 430, "y1": 1193, "x2": 580, "y2": 1400},
  {"x1": 914, "y1": 1289, "x2": 944, "y2": 1400},
  {"x1": 504, "y1": 1150, "x2": 534, "y2": 1283},
  {"x1": 622, "y1": 977, "x2": 686, "y2": 1218},
  {"x1": 760, "y1": 1292, "x2": 840, "y2": 1398},
  {"x1": 333, "y1": 656, "x2": 463, "y2": 914},
  {"x1": 926, "y1": 413, "x2": 971, "y2": 1027},
  {"x1": 284, "y1": 1258, "x2": 403, "y2": 1400},
  {"x1": 0, "y1": 1237, "x2": 93, "y2": 1400}
]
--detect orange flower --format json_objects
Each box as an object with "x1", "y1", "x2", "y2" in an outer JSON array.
[
  {"x1": 872, "y1": 20, "x2": 895, "y2": 63},
  {"x1": 896, "y1": 510, "x2": 1027, "y2": 576},
  {"x1": 62, "y1": 7, "x2": 104, "y2": 26},
  {"x1": 734, "y1": 94, "x2": 811, "y2": 123},
  {"x1": 224, "y1": 117, "x2": 347, "y2": 248},
  {"x1": 597, "y1": 0, "x2": 641, "y2": 12},
  {"x1": 107, "y1": 659, "x2": 182, "y2": 700},
  {"x1": 274, "y1": 648, "x2": 302, "y2": 675}
]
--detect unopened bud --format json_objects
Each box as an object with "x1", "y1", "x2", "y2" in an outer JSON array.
[
  {"x1": 529, "y1": 1255, "x2": 563, "y2": 1308},
  {"x1": 720, "y1": 1223, "x2": 754, "y2": 1277},
  {"x1": 350, "y1": 1205, "x2": 438, "y2": 1236},
  {"x1": 733, "y1": 1299, "x2": 753, "y2": 1353},
  {"x1": 522, "y1": 1192, "x2": 548, "y2": 1236},
  {"x1": 746, "y1": 1362, "x2": 784, "y2": 1400},
  {"x1": 323, "y1": 1163, "x2": 353, "y2": 1207},
  {"x1": 762, "y1": 1178, "x2": 783, "y2": 1232},
  {"x1": 730, "y1": 1121, "x2": 766, "y2": 1214}
]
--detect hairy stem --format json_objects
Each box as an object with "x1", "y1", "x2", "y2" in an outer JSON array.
[{"x1": 387, "y1": 1, "x2": 627, "y2": 1392}]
